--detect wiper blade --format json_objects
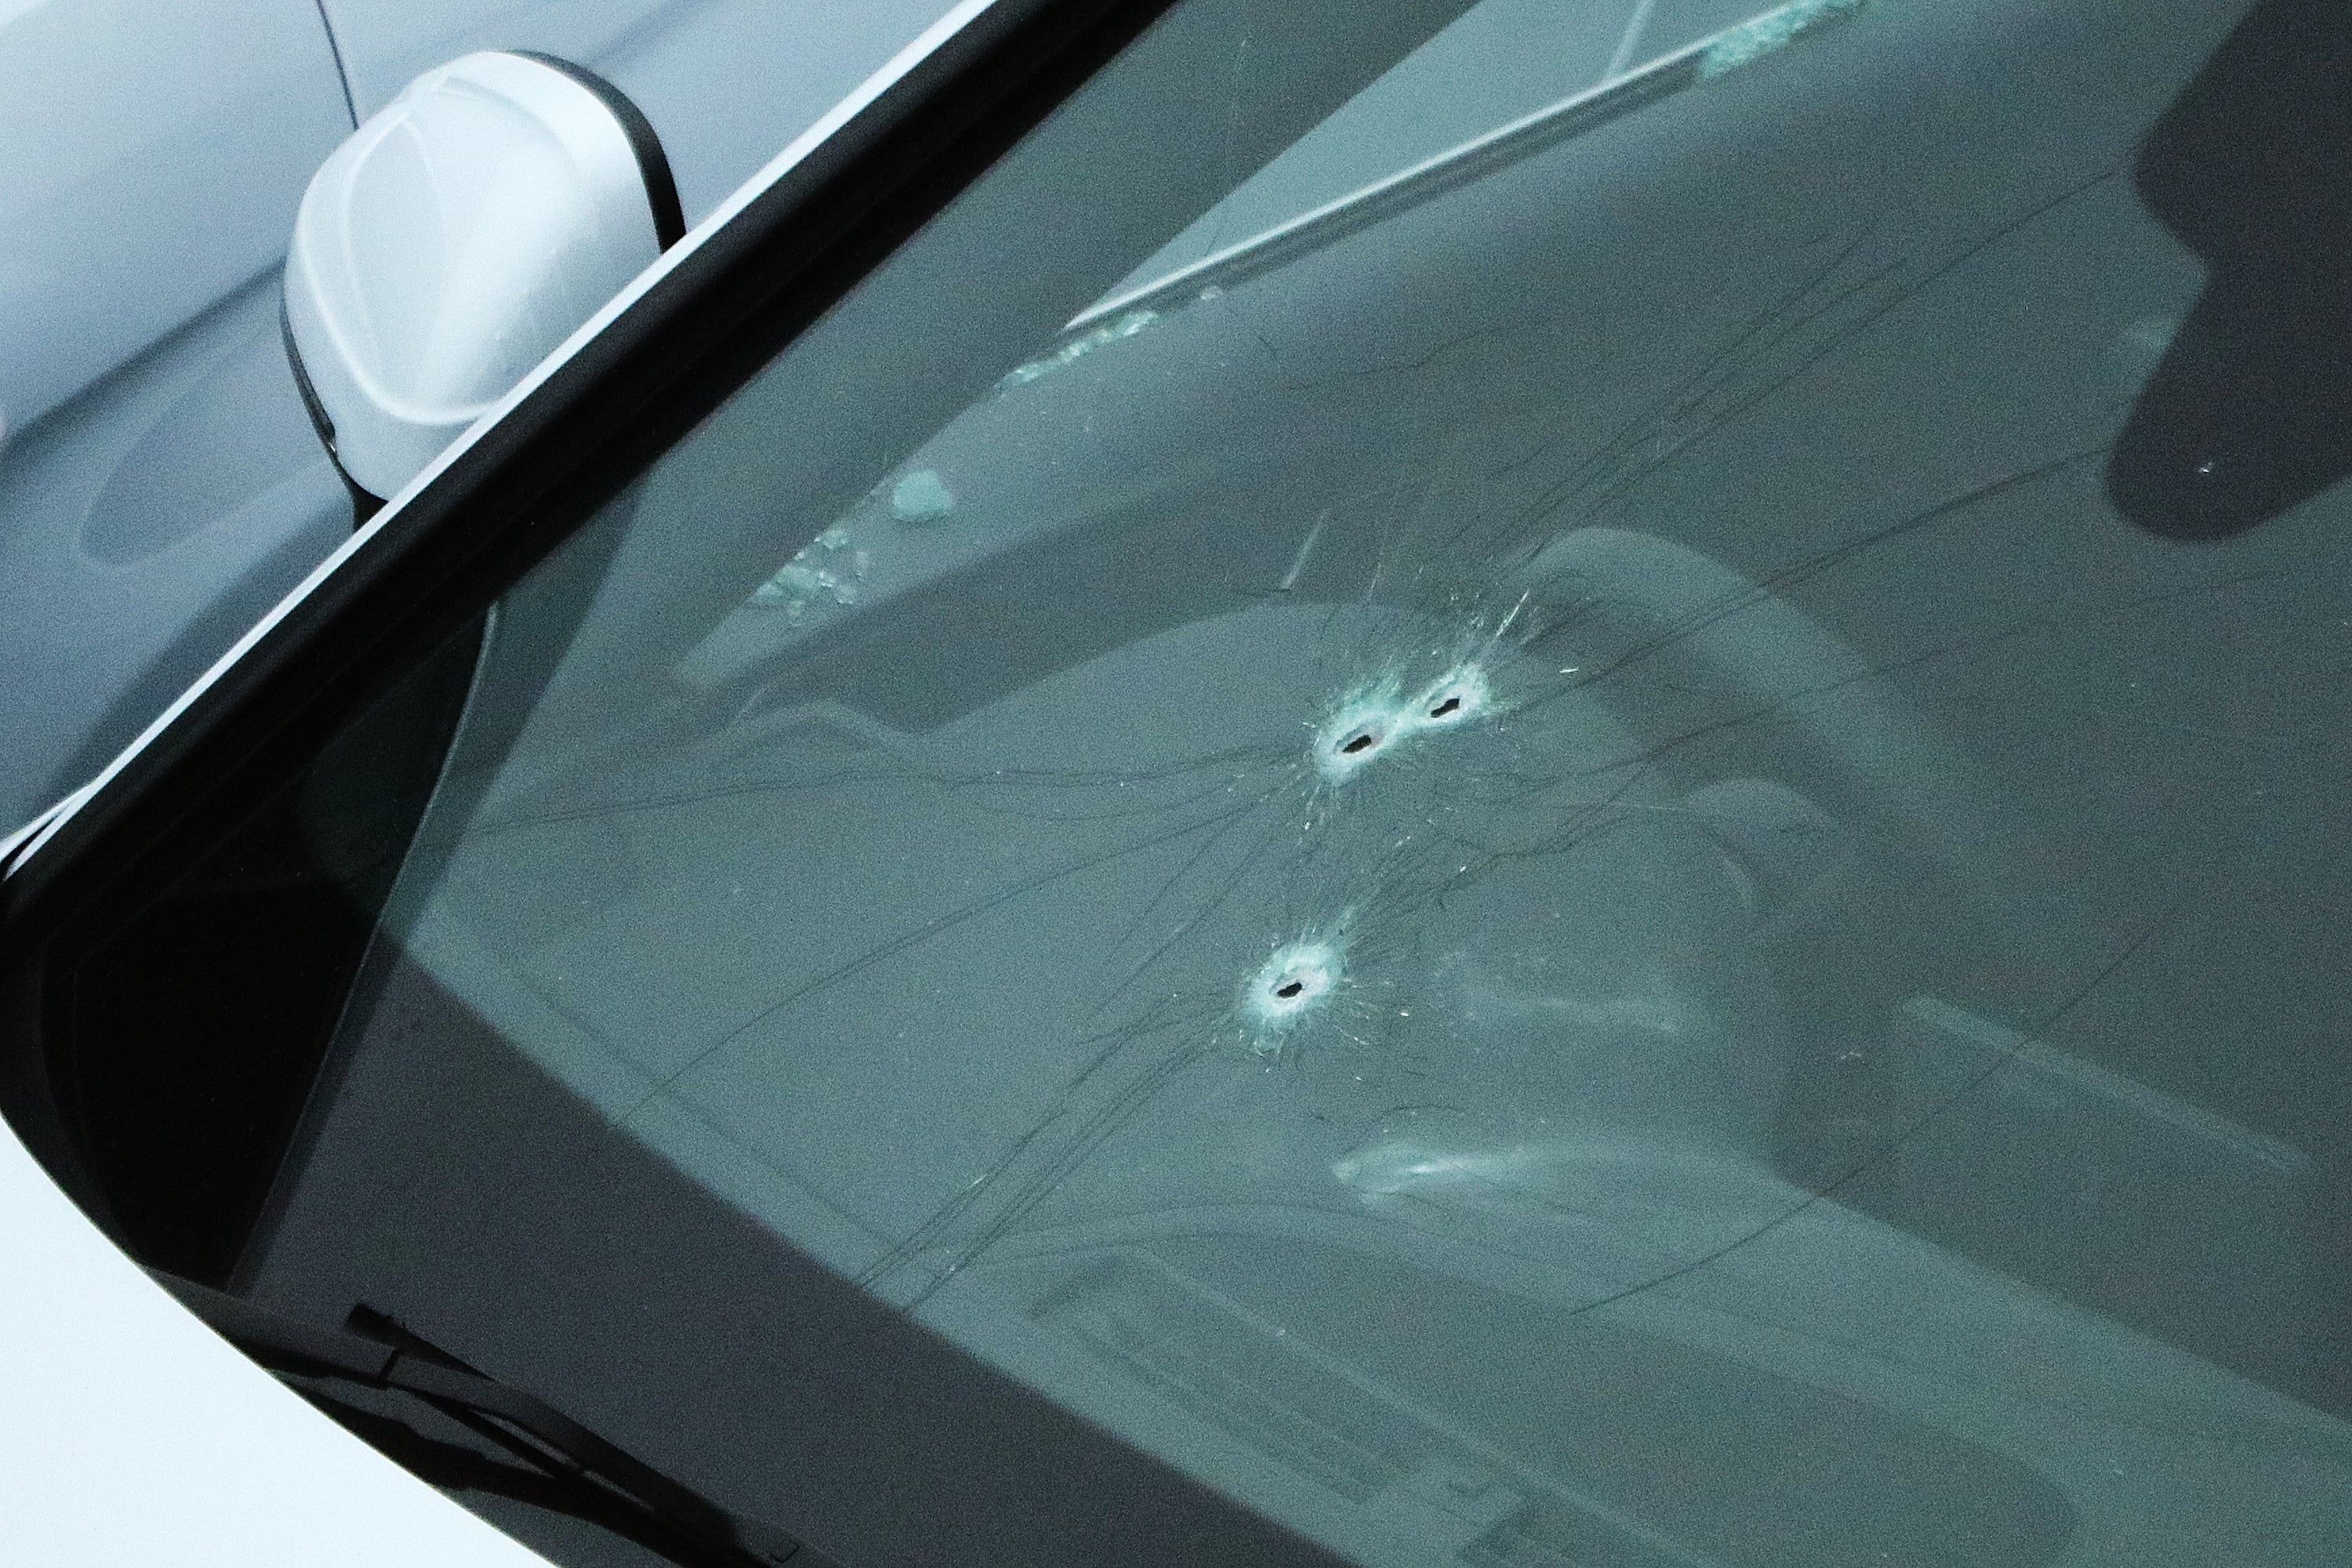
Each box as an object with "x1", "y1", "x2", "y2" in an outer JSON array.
[{"x1": 151, "y1": 1272, "x2": 834, "y2": 1568}]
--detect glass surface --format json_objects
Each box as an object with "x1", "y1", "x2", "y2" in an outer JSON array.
[{"x1": 248, "y1": 2, "x2": 2352, "y2": 1563}]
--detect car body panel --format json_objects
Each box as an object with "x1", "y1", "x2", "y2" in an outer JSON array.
[
  {"x1": 0, "y1": 0, "x2": 351, "y2": 439},
  {"x1": 0, "y1": 0, "x2": 960, "y2": 833},
  {"x1": 0, "y1": 1112, "x2": 551, "y2": 1564}
]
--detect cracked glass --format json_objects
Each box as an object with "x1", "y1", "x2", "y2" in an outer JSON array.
[{"x1": 244, "y1": 2, "x2": 2352, "y2": 1563}]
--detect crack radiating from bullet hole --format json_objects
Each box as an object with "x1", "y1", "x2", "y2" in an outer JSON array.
[{"x1": 1240, "y1": 932, "x2": 1350, "y2": 1057}]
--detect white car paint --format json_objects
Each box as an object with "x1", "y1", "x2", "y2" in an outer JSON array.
[
  {"x1": 0, "y1": 1113, "x2": 551, "y2": 1565},
  {"x1": 285, "y1": 51, "x2": 670, "y2": 499}
]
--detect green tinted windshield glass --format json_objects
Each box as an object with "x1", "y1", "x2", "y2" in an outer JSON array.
[{"x1": 245, "y1": 2, "x2": 2352, "y2": 1564}]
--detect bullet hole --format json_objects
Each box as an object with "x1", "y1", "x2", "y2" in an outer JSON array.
[
  {"x1": 1317, "y1": 691, "x2": 1406, "y2": 783},
  {"x1": 1315, "y1": 660, "x2": 1497, "y2": 784},
  {"x1": 1243, "y1": 936, "x2": 1346, "y2": 1055},
  {"x1": 1412, "y1": 666, "x2": 1490, "y2": 732}
]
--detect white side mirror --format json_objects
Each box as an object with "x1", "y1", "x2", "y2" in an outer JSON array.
[{"x1": 282, "y1": 52, "x2": 681, "y2": 506}]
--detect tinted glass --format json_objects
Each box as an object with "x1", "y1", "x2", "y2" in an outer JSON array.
[{"x1": 242, "y1": 2, "x2": 2352, "y2": 1564}]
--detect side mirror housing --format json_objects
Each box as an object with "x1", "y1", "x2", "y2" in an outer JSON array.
[{"x1": 282, "y1": 51, "x2": 682, "y2": 506}]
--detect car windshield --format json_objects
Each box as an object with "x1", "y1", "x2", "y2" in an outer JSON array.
[{"x1": 227, "y1": 0, "x2": 2352, "y2": 1563}]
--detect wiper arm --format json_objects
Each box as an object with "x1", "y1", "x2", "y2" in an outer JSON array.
[{"x1": 151, "y1": 1272, "x2": 835, "y2": 1568}]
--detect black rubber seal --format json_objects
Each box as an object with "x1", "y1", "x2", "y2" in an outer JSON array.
[
  {"x1": 512, "y1": 51, "x2": 688, "y2": 249},
  {"x1": 279, "y1": 289, "x2": 336, "y2": 457},
  {"x1": 279, "y1": 288, "x2": 387, "y2": 527}
]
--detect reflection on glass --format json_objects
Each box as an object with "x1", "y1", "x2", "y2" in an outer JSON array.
[{"x1": 254, "y1": 1, "x2": 2352, "y2": 1563}]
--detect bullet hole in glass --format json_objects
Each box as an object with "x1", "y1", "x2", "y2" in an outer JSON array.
[{"x1": 1243, "y1": 936, "x2": 1348, "y2": 1055}]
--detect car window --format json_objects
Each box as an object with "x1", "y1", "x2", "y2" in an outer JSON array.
[{"x1": 166, "y1": 0, "x2": 2352, "y2": 1563}]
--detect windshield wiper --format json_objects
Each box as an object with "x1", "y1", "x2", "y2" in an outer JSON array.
[{"x1": 151, "y1": 1272, "x2": 835, "y2": 1568}]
